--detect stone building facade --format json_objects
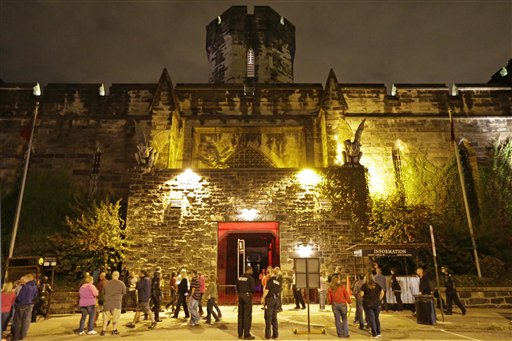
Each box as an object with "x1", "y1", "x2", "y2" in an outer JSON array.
[{"x1": 1, "y1": 6, "x2": 511, "y2": 284}]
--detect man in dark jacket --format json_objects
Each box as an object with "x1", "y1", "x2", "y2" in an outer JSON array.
[
  {"x1": 12, "y1": 273, "x2": 39, "y2": 341},
  {"x1": 127, "y1": 270, "x2": 157, "y2": 329},
  {"x1": 441, "y1": 266, "x2": 466, "y2": 315}
]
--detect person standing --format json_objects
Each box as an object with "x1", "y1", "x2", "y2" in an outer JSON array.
[
  {"x1": 417, "y1": 267, "x2": 432, "y2": 295},
  {"x1": 205, "y1": 274, "x2": 221, "y2": 324},
  {"x1": 77, "y1": 275, "x2": 98, "y2": 336},
  {"x1": 352, "y1": 274, "x2": 366, "y2": 330},
  {"x1": 198, "y1": 272, "x2": 206, "y2": 316},
  {"x1": 327, "y1": 273, "x2": 352, "y2": 338},
  {"x1": 237, "y1": 266, "x2": 256, "y2": 340},
  {"x1": 360, "y1": 272, "x2": 384, "y2": 339},
  {"x1": 11, "y1": 274, "x2": 38, "y2": 341},
  {"x1": 1, "y1": 282, "x2": 16, "y2": 333},
  {"x1": 292, "y1": 271, "x2": 305, "y2": 310},
  {"x1": 127, "y1": 270, "x2": 157, "y2": 329},
  {"x1": 188, "y1": 270, "x2": 201, "y2": 326},
  {"x1": 441, "y1": 266, "x2": 466, "y2": 315},
  {"x1": 318, "y1": 271, "x2": 328, "y2": 311},
  {"x1": 373, "y1": 267, "x2": 388, "y2": 311},
  {"x1": 151, "y1": 270, "x2": 163, "y2": 322},
  {"x1": 101, "y1": 271, "x2": 126, "y2": 336},
  {"x1": 165, "y1": 271, "x2": 178, "y2": 311},
  {"x1": 261, "y1": 268, "x2": 281, "y2": 340},
  {"x1": 124, "y1": 271, "x2": 137, "y2": 312},
  {"x1": 172, "y1": 269, "x2": 189, "y2": 319},
  {"x1": 390, "y1": 268, "x2": 403, "y2": 311},
  {"x1": 94, "y1": 272, "x2": 108, "y2": 326}
]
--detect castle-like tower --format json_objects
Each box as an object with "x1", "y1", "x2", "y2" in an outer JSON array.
[{"x1": 206, "y1": 6, "x2": 295, "y2": 84}]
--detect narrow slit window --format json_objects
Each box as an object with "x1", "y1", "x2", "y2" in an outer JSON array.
[{"x1": 247, "y1": 48, "x2": 255, "y2": 78}]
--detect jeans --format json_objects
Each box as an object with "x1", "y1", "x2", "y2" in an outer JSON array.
[
  {"x1": 2, "y1": 310, "x2": 13, "y2": 332},
  {"x1": 206, "y1": 298, "x2": 219, "y2": 322},
  {"x1": 332, "y1": 302, "x2": 349, "y2": 337},
  {"x1": 354, "y1": 298, "x2": 365, "y2": 329},
  {"x1": 79, "y1": 305, "x2": 96, "y2": 332},
  {"x1": 188, "y1": 298, "x2": 200, "y2": 325},
  {"x1": 318, "y1": 290, "x2": 326, "y2": 310},
  {"x1": 173, "y1": 293, "x2": 189, "y2": 318},
  {"x1": 11, "y1": 304, "x2": 34, "y2": 341},
  {"x1": 364, "y1": 304, "x2": 381, "y2": 337}
]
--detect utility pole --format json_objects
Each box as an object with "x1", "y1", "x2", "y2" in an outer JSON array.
[
  {"x1": 9, "y1": 98, "x2": 40, "y2": 260},
  {"x1": 449, "y1": 110, "x2": 482, "y2": 277}
]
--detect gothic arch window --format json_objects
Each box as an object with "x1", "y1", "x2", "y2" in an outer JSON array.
[
  {"x1": 247, "y1": 48, "x2": 255, "y2": 78},
  {"x1": 226, "y1": 148, "x2": 274, "y2": 168}
]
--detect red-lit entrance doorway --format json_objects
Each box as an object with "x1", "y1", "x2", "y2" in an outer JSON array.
[{"x1": 217, "y1": 222, "x2": 279, "y2": 303}]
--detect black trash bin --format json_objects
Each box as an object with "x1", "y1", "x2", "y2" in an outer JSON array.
[{"x1": 415, "y1": 294, "x2": 436, "y2": 325}]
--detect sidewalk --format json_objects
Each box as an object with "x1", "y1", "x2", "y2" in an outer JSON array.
[{"x1": 5, "y1": 304, "x2": 511, "y2": 341}]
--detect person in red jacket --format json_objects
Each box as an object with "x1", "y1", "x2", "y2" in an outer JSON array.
[
  {"x1": 327, "y1": 273, "x2": 352, "y2": 338},
  {"x1": 1, "y1": 282, "x2": 16, "y2": 333}
]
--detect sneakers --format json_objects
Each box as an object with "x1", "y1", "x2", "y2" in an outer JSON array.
[
  {"x1": 126, "y1": 323, "x2": 135, "y2": 328},
  {"x1": 149, "y1": 322, "x2": 157, "y2": 329},
  {"x1": 78, "y1": 331, "x2": 85, "y2": 336},
  {"x1": 100, "y1": 330, "x2": 106, "y2": 336},
  {"x1": 112, "y1": 330, "x2": 120, "y2": 335},
  {"x1": 87, "y1": 330, "x2": 98, "y2": 335}
]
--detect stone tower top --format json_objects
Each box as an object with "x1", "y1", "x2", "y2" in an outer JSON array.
[{"x1": 206, "y1": 6, "x2": 296, "y2": 84}]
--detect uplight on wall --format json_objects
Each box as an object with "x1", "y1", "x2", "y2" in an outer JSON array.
[
  {"x1": 239, "y1": 208, "x2": 258, "y2": 221},
  {"x1": 176, "y1": 169, "x2": 201, "y2": 188},
  {"x1": 296, "y1": 169, "x2": 322, "y2": 188}
]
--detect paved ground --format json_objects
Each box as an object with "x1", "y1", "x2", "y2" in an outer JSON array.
[{"x1": 5, "y1": 304, "x2": 512, "y2": 341}]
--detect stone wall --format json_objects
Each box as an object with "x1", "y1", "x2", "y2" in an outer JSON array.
[
  {"x1": 124, "y1": 168, "x2": 363, "y2": 277},
  {"x1": 443, "y1": 287, "x2": 512, "y2": 308}
]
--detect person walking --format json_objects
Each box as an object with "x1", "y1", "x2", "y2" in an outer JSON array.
[
  {"x1": 188, "y1": 270, "x2": 201, "y2": 326},
  {"x1": 261, "y1": 268, "x2": 281, "y2": 340},
  {"x1": 318, "y1": 271, "x2": 328, "y2": 311},
  {"x1": 101, "y1": 271, "x2": 126, "y2": 336},
  {"x1": 1, "y1": 282, "x2": 16, "y2": 333},
  {"x1": 31, "y1": 275, "x2": 53, "y2": 322},
  {"x1": 127, "y1": 270, "x2": 157, "y2": 329},
  {"x1": 373, "y1": 267, "x2": 388, "y2": 311},
  {"x1": 172, "y1": 269, "x2": 189, "y2": 319},
  {"x1": 352, "y1": 274, "x2": 366, "y2": 330},
  {"x1": 441, "y1": 266, "x2": 466, "y2": 315},
  {"x1": 77, "y1": 275, "x2": 98, "y2": 336},
  {"x1": 390, "y1": 268, "x2": 403, "y2": 311},
  {"x1": 11, "y1": 274, "x2": 38, "y2": 341},
  {"x1": 237, "y1": 266, "x2": 256, "y2": 340},
  {"x1": 205, "y1": 274, "x2": 221, "y2": 324},
  {"x1": 151, "y1": 270, "x2": 163, "y2": 322},
  {"x1": 327, "y1": 273, "x2": 352, "y2": 338},
  {"x1": 360, "y1": 272, "x2": 384, "y2": 339}
]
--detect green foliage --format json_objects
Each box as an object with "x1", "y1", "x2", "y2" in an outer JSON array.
[
  {"x1": 477, "y1": 140, "x2": 512, "y2": 265},
  {"x1": 364, "y1": 140, "x2": 512, "y2": 279},
  {"x1": 50, "y1": 199, "x2": 127, "y2": 276}
]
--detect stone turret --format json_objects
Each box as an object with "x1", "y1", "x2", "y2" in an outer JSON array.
[{"x1": 206, "y1": 6, "x2": 295, "y2": 84}]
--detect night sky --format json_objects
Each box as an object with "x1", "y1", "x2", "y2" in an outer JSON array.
[{"x1": 1, "y1": 0, "x2": 510, "y2": 87}]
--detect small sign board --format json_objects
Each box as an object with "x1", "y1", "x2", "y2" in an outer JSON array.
[
  {"x1": 352, "y1": 246, "x2": 419, "y2": 257},
  {"x1": 43, "y1": 256, "x2": 58, "y2": 267},
  {"x1": 294, "y1": 258, "x2": 320, "y2": 289}
]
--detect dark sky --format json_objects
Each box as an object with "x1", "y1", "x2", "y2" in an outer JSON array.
[{"x1": 1, "y1": 0, "x2": 511, "y2": 86}]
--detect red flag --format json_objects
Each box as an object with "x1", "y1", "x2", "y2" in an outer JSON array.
[{"x1": 20, "y1": 119, "x2": 32, "y2": 142}]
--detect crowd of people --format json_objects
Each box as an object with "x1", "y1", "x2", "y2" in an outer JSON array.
[
  {"x1": 1, "y1": 263, "x2": 467, "y2": 340},
  {"x1": 1, "y1": 273, "x2": 52, "y2": 341}
]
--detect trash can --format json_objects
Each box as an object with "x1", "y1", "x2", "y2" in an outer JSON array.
[{"x1": 415, "y1": 294, "x2": 436, "y2": 325}]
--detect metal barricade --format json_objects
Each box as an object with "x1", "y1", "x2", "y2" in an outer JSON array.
[{"x1": 218, "y1": 284, "x2": 237, "y2": 305}]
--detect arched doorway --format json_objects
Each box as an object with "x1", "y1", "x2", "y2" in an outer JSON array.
[{"x1": 217, "y1": 222, "x2": 280, "y2": 303}]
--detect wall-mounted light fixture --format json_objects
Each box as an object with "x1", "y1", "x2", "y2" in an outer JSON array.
[
  {"x1": 296, "y1": 169, "x2": 321, "y2": 188},
  {"x1": 238, "y1": 208, "x2": 258, "y2": 221}
]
